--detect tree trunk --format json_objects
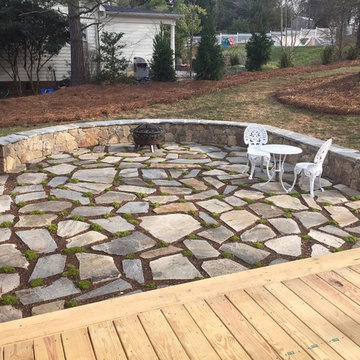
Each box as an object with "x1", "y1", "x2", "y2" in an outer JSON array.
[
  {"x1": 68, "y1": 0, "x2": 85, "y2": 86},
  {"x1": 356, "y1": 12, "x2": 360, "y2": 48}
]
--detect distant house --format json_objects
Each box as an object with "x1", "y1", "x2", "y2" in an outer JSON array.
[{"x1": 0, "y1": 6, "x2": 181, "y2": 88}]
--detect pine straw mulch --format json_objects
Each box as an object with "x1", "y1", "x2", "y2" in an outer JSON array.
[
  {"x1": 275, "y1": 72, "x2": 360, "y2": 115},
  {"x1": 0, "y1": 61, "x2": 359, "y2": 128}
]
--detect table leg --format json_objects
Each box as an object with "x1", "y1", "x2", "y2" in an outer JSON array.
[{"x1": 279, "y1": 154, "x2": 288, "y2": 192}]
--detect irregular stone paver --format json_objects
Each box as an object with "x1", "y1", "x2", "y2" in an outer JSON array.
[
  {"x1": 16, "y1": 173, "x2": 47, "y2": 185},
  {"x1": 183, "y1": 240, "x2": 219, "y2": 259},
  {"x1": 241, "y1": 224, "x2": 276, "y2": 242},
  {"x1": 46, "y1": 164, "x2": 76, "y2": 175},
  {"x1": 197, "y1": 199, "x2": 232, "y2": 214},
  {"x1": 345, "y1": 226, "x2": 360, "y2": 235},
  {"x1": 70, "y1": 206, "x2": 113, "y2": 217},
  {"x1": 150, "y1": 254, "x2": 202, "y2": 280},
  {"x1": 13, "y1": 185, "x2": 43, "y2": 194},
  {"x1": 67, "y1": 182, "x2": 109, "y2": 194},
  {"x1": 234, "y1": 189, "x2": 264, "y2": 201},
  {"x1": 153, "y1": 180, "x2": 182, "y2": 187},
  {"x1": 117, "y1": 185, "x2": 156, "y2": 194},
  {"x1": 0, "y1": 274, "x2": 20, "y2": 294},
  {"x1": 119, "y1": 168, "x2": 139, "y2": 178},
  {"x1": 89, "y1": 217, "x2": 134, "y2": 233},
  {"x1": 16, "y1": 229, "x2": 57, "y2": 253},
  {"x1": 122, "y1": 178, "x2": 148, "y2": 186},
  {"x1": 324, "y1": 206, "x2": 358, "y2": 227},
  {"x1": 16, "y1": 278, "x2": 80, "y2": 305},
  {"x1": 29, "y1": 254, "x2": 66, "y2": 281},
  {"x1": 50, "y1": 189, "x2": 90, "y2": 205},
  {"x1": 185, "y1": 190, "x2": 219, "y2": 201},
  {"x1": 95, "y1": 191, "x2": 136, "y2": 204},
  {"x1": 159, "y1": 186, "x2": 192, "y2": 195},
  {"x1": 141, "y1": 169, "x2": 168, "y2": 179},
  {"x1": 293, "y1": 211, "x2": 328, "y2": 229},
  {"x1": 314, "y1": 189, "x2": 348, "y2": 205},
  {"x1": 269, "y1": 259, "x2": 289, "y2": 265},
  {"x1": 311, "y1": 244, "x2": 331, "y2": 257},
  {"x1": 76, "y1": 253, "x2": 120, "y2": 283},
  {"x1": 15, "y1": 191, "x2": 47, "y2": 204},
  {"x1": 153, "y1": 202, "x2": 197, "y2": 214},
  {"x1": 19, "y1": 201, "x2": 72, "y2": 213},
  {"x1": 318, "y1": 225, "x2": 351, "y2": 238},
  {"x1": 269, "y1": 218, "x2": 301, "y2": 235},
  {"x1": 198, "y1": 226, "x2": 234, "y2": 244},
  {"x1": 72, "y1": 168, "x2": 116, "y2": 184},
  {"x1": 265, "y1": 236, "x2": 302, "y2": 257},
  {"x1": 301, "y1": 194, "x2": 322, "y2": 210},
  {"x1": 0, "y1": 196, "x2": 11, "y2": 212},
  {"x1": 346, "y1": 200, "x2": 360, "y2": 210},
  {"x1": 66, "y1": 231, "x2": 107, "y2": 248},
  {"x1": 308, "y1": 229, "x2": 345, "y2": 248},
  {"x1": 122, "y1": 259, "x2": 144, "y2": 283},
  {"x1": 0, "y1": 229, "x2": 11, "y2": 243},
  {"x1": 140, "y1": 245, "x2": 182, "y2": 259},
  {"x1": 15, "y1": 214, "x2": 57, "y2": 228},
  {"x1": 180, "y1": 178, "x2": 207, "y2": 191},
  {"x1": 203, "y1": 177, "x2": 224, "y2": 189},
  {"x1": 32, "y1": 300, "x2": 65, "y2": 316},
  {"x1": 334, "y1": 184, "x2": 360, "y2": 198},
  {"x1": 223, "y1": 196, "x2": 246, "y2": 207},
  {"x1": 251, "y1": 182, "x2": 291, "y2": 195},
  {"x1": 0, "y1": 215, "x2": 14, "y2": 224},
  {"x1": 202, "y1": 259, "x2": 248, "y2": 277},
  {"x1": 75, "y1": 279, "x2": 132, "y2": 301},
  {"x1": 47, "y1": 176, "x2": 68, "y2": 187},
  {"x1": 140, "y1": 214, "x2": 201, "y2": 243},
  {"x1": 199, "y1": 211, "x2": 218, "y2": 225},
  {"x1": 248, "y1": 203, "x2": 283, "y2": 219},
  {"x1": 0, "y1": 306, "x2": 22, "y2": 322},
  {"x1": 0, "y1": 244, "x2": 28, "y2": 268},
  {"x1": 146, "y1": 195, "x2": 179, "y2": 204},
  {"x1": 93, "y1": 231, "x2": 155, "y2": 255},
  {"x1": 269, "y1": 195, "x2": 307, "y2": 210},
  {"x1": 220, "y1": 243, "x2": 270, "y2": 265},
  {"x1": 57, "y1": 220, "x2": 90, "y2": 238},
  {"x1": 220, "y1": 210, "x2": 258, "y2": 232},
  {"x1": 223, "y1": 185, "x2": 237, "y2": 195},
  {"x1": 117, "y1": 201, "x2": 149, "y2": 214}
]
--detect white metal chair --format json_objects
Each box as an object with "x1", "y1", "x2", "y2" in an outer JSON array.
[
  {"x1": 243, "y1": 124, "x2": 271, "y2": 180},
  {"x1": 288, "y1": 139, "x2": 332, "y2": 197}
]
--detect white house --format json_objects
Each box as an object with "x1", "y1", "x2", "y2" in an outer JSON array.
[{"x1": 0, "y1": 5, "x2": 181, "y2": 86}]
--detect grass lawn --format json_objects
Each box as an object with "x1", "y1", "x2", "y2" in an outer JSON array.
[{"x1": 222, "y1": 44, "x2": 325, "y2": 69}]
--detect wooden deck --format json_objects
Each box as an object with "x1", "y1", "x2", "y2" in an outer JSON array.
[{"x1": 1, "y1": 248, "x2": 360, "y2": 360}]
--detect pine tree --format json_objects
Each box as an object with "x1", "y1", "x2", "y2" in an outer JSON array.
[
  {"x1": 194, "y1": 1, "x2": 224, "y2": 81},
  {"x1": 245, "y1": 32, "x2": 273, "y2": 71},
  {"x1": 150, "y1": 26, "x2": 176, "y2": 82}
]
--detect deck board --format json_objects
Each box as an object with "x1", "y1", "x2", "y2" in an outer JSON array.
[{"x1": 1, "y1": 248, "x2": 360, "y2": 360}]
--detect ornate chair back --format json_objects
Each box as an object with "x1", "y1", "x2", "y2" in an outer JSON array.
[
  {"x1": 244, "y1": 124, "x2": 268, "y2": 147},
  {"x1": 314, "y1": 139, "x2": 332, "y2": 167}
]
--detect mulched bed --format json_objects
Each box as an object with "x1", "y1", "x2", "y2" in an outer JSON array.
[
  {"x1": 0, "y1": 61, "x2": 359, "y2": 128},
  {"x1": 275, "y1": 72, "x2": 360, "y2": 115}
]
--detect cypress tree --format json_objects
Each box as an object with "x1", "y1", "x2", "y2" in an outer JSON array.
[
  {"x1": 194, "y1": 1, "x2": 224, "y2": 80},
  {"x1": 150, "y1": 26, "x2": 176, "y2": 82}
]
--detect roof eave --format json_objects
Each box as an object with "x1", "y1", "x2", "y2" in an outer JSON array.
[{"x1": 104, "y1": 10, "x2": 182, "y2": 20}]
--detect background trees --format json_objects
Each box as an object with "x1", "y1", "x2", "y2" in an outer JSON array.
[{"x1": 0, "y1": 0, "x2": 68, "y2": 95}]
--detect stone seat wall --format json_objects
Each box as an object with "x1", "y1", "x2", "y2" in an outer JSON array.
[{"x1": 0, "y1": 119, "x2": 359, "y2": 190}]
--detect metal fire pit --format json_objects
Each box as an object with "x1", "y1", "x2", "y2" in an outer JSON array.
[{"x1": 131, "y1": 123, "x2": 165, "y2": 152}]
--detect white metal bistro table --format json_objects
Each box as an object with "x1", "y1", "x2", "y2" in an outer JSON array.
[{"x1": 259, "y1": 144, "x2": 303, "y2": 192}]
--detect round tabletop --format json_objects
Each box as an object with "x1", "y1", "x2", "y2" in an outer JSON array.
[{"x1": 259, "y1": 144, "x2": 303, "y2": 155}]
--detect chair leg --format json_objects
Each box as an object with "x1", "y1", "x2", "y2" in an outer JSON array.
[
  {"x1": 242, "y1": 157, "x2": 249, "y2": 174},
  {"x1": 309, "y1": 175, "x2": 316, "y2": 198},
  {"x1": 318, "y1": 176, "x2": 324, "y2": 192},
  {"x1": 249, "y1": 159, "x2": 256, "y2": 180},
  {"x1": 265, "y1": 157, "x2": 271, "y2": 179}
]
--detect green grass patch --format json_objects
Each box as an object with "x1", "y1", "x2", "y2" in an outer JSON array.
[
  {"x1": 257, "y1": 218, "x2": 268, "y2": 225},
  {"x1": 344, "y1": 236, "x2": 358, "y2": 244},
  {"x1": 221, "y1": 252, "x2": 232, "y2": 259},
  {"x1": 63, "y1": 247, "x2": 87, "y2": 255},
  {"x1": 16, "y1": 202, "x2": 26, "y2": 208},
  {"x1": 0, "y1": 266, "x2": 16, "y2": 274},
  {"x1": 112, "y1": 202, "x2": 121, "y2": 209},
  {"x1": 24, "y1": 250, "x2": 38, "y2": 261},
  {"x1": 262, "y1": 199, "x2": 274, "y2": 205},
  {"x1": 57, "y1": 210, "x2": 68, "y2": 217},
  {"x1": 115, "y1": 231, "x2": 131, "y2": 238},
  {"x1": 90, "y1": 223, "x2": 104, "y2": 232},
  {"x1": 47, "y1": 224, "x2": 58, "y2": 232},
  {"x1": 210, "y1": 212, "x2": 220, "y2": 218},
  {"x1": 0, "y1": 295, "x2": 19, "y2": 305},
  {"x1": 0, "y1": 221, "x2": 13, "y2": 228},
  {"x1": 155, "y1": 241, "x2": 169, "y2": 248},
  {"x1": 242, "y1": 197, "x2": 254, "y2": 204},
  {"x1": 186, "y1": 234, "x2": 197, "y2": 240},
  {"x1": 201, "y1": 221, "x2": 220, "y2": 228},
  {"x1": 103, "y1": 213, "x2": 115, "y2": 219},
  {"x1": 128, "y1": 219, "x2": 139, "y2": 225},
  {"x1": 65, "y1": 300, "x2": 79, "y2": 308},
  {"x1": 62, "y1": 264, "x2": 79, "y2": 278},
  {"x1": 69, "y1": 178, "x2": 79, "y2": 183},
  {"x1": 234, "y1": 206, "x2": 244, "y2": 210},
  {"x1": 141, "y1": 282, "x2": 157, "y2": 289},
  {"x1": 252, "y1": 242, "x2": 264, "y2": 249},
  {"x1": 72, "y1": 214, "x2": 85, "y2": 221},
  {"x1": 82, "y1": 192, "x2": 93, "y2": 198},
  {"x1": 301, "y1": 235, "x2": 313, "y2": 241},
  {"x1": 230, "y1": 235, "x2": 240, "y2": 242},
  {"x1": 177, "y1": 198, "x2": 186, "y2": 203},
  {"x1": 29, "y1": 210, "x2": 44, "y2": 215},
  {"x1": 252, "y1": 261, "x2": 262, "y2": 268},
  {"x1": 326, "y1": 220, "x2": 339, "y2": 227},
  {"x1": 122, "y1": 213, "x2": 132, "y2": 219},
  {"x1": 76, "y1": 280, "x2": 92, "y2": 291},
  {"x1": 49, "y1": 196, "x2": 59, "y2": 201},
  {"x1": 29, "y1": 278, "x2": 43, "y2": 287},
  {"x1": 125, "y1": 253, "x2": 135, "y2": 259},
  {"x1": 182, "y1": 250, "x2": 193, "y2": 257},
  {"x1": 283, "y1": 213, "x2": 293, "y2": 218}
]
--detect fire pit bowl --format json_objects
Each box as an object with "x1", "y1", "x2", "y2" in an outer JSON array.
[{"x1": 131, "y1": 123, "x2": 165, "y2": 152}]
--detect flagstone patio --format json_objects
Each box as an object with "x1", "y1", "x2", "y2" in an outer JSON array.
[{"x1": 0, "y1": 142, "x2": 359, "y2": 323}]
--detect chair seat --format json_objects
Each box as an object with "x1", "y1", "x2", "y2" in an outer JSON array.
[{"x1": 248, "y1": 148, "x2": 270, "y2": 158}]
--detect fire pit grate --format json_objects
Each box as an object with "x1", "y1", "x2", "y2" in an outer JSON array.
[{"x1": 131, "y1": 123, "x2": 165, "y2": 152}]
